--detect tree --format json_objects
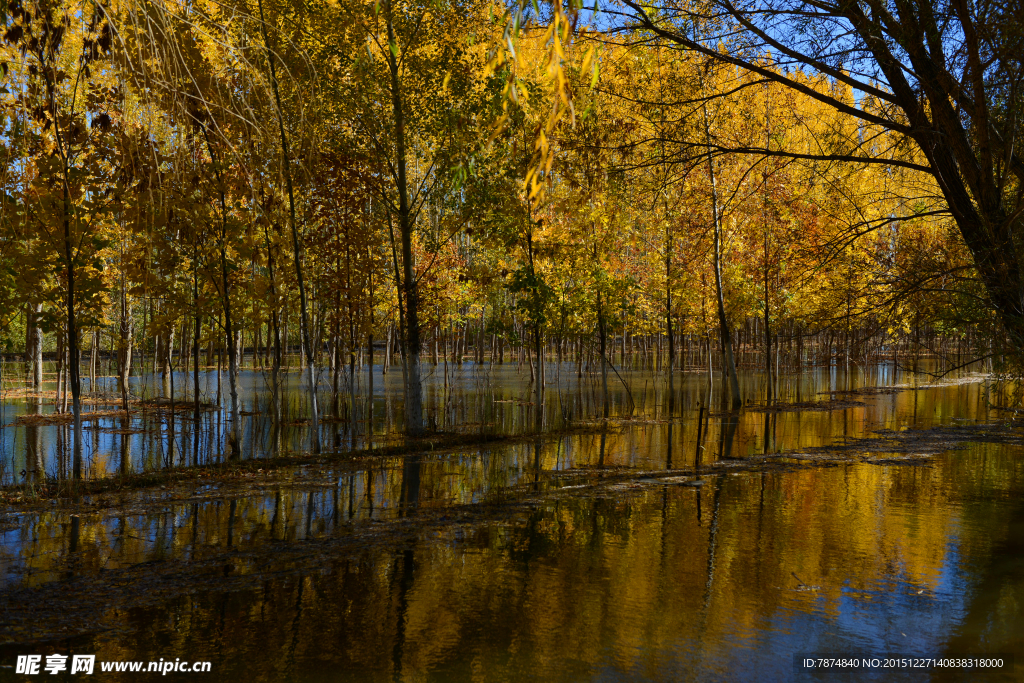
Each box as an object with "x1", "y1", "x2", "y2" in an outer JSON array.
[
  {"x1": 316, "y1": 0, "x2": 493, "y2": 436},
  {"x1": 4, "y1": 0, "x2": 119, "y2": 476},
  {"x1": 617, "y1": 0, "x2": 1024, "y2": 352}
]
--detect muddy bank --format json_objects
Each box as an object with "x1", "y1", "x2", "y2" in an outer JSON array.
[{"x1": 0, "y1": 426, "x2": 617, "y2": 511}]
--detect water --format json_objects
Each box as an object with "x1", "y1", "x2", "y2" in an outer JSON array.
[
  {"x1": 0, "y1": 359, "x2": 996, "y2": 483},
  {"x1": 1, "y1": 362, "x2": 1022, "y2": 681}
]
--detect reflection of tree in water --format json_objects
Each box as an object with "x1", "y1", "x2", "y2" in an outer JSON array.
[
  {"x1": 719, "y1": 410, "x2": 739, "y2": 460},
  {"x1": 3, "y1": 368, "x2": 1023, "y2": 680},
  {"x1": 25, "y1": 399, "x2": 44, "y2": 484},
  {"x1": 391, "y1": 548, "x2": 416, "y2": 683},
  {"x1": 392, "y1": 453, "x2": 420, "y2": 682},
  {"x1": 534, "y1": 438, "x2": 543, "y2": 491},
  {"x1": 400, "y1": 457, "x2": 421, "y2": 516},
  {"x1": 227, "y1": 499, "x2": 237, "y2": 549},
  {"x1": 120, "y1": 415, "x2": 131, "y2": 474},
  {"x1": 1, "y1": 362, "x2": 987, "y2": 485}
]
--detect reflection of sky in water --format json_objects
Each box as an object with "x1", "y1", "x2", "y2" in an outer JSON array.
[
  {"x1": 0, "y1": 449, "x2": 1020, "y2": 681},
  {"x1": 0, "y1": 363, "x2": 1020, "y2": 682},
  {"x1": 2, "y1": 361, "x2": 994, "y2": 484}
]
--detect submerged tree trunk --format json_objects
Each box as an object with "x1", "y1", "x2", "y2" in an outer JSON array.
[
  {"x1": 117, "y1": 302, "x2": 134, "y2": 413},
  {"x1": 90, "y1": 330, "x2": 98, "y2": 395},
  {"x1": 202, "y1": 129, "x2": 241, "y2": 458},
  {"x1": 367, "y1": 331, "x2": 374, "y2": 442},
  {"x1": 764, "y1": 233, "x2": 773, "y2": 405},
  {"x1": 261, "y1": 221, "x2": 284, "y2": 445},
  {"x1": 42, "y1": 45, "x2": 83, "y2": 478},
  {"x1": 257, "y1": 0, "x2": 320, "y2": 453},
  {"x1": 62, "y1": 156, "x2": 83, "y2": 480},
  {"x1": 56, "y1": 332, "x2": 65, "y2": 413},
  {"x1": 193, "y1": 253, "x2": 202, "y2": 467},
  {"x1": 704, "y1": 128, "x2": 742, "y2": 409},
  {"x1": 666, "y1": 209, "x2": 675, "y2": 415},
  {"x1": 221, "y1": 231, "x2": 240, "y2": 459},
  {"x1": 116, "y1": 228, "x2": 135, "y2": 414},
  {"x1": 386, "y1": 6, "x2": 423, "y2": 437},
  {"x1": 597, "y1": 290, "x2": 609, "y2": 419}
]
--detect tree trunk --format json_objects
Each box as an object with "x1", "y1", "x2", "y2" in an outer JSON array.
[
  {"x1": 63, "y1": 171, "x2": 83, "y2": 479},
  {"x1": 118, "y1": 310, "x2": 134, "y2": 413},
  {"x1": 203, "y1": 128, "x2": 241, "y2": 459},
  {"x1": 386, "y1": 6, "x2": 424, "y2": 437},
  {"x1": 367, "y1": 331, "x2": 374, "y2": 441},
  {"x1": 161, "y1": 327, "x2": 174, "y2": 398},
  {"x1": 193, "y1": 260, "x2": 202, "y2": 467},
  {"x1": 257, "y1": 0, "x2": 320, "y2": 453},
  {"x1": 90, "y1": 330, "x2": 98, "y2": 395},
  {"x1": 27, "y1": 303, "x2": 43, "y2": 389},
  {"x1": 666, "y1": 217, "x2": 675, "y2": 415},
  {"x1": 704, "y1": 123, "x2": 742, "y2": 409}
]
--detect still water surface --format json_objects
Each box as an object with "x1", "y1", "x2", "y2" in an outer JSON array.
[
  {"x1": 0, "y1": 360, "x2": 999, "y2": 481},
  {"x1": 0, "y1": 362, "x2": 1022, "y2": 681}
]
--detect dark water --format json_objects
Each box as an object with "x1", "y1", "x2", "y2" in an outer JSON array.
[{"x1": 1, "y1": 363, "x2": 1022, "y2": 681}]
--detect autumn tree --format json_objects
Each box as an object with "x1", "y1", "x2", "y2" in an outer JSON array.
[{"x1": 617, "y1": 0, "x2": 1024, "y2": 355}]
